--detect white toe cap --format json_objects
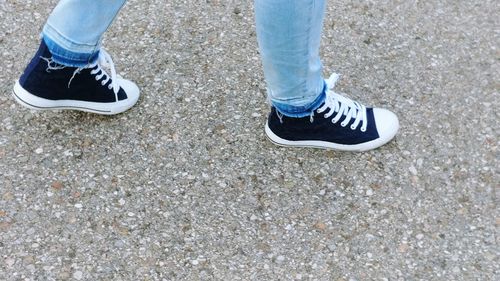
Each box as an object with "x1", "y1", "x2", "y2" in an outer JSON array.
[
  {"x1": 118, "y1": 78, "x2": 140, "y2": 104},
  {"x1": 373, "y1": 108, "x2": 399, "y2": 142}
]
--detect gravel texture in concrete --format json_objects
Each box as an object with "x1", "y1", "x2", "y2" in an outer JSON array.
[{"x1": 0, "y1": 0, "x2": 498, "y2": 280}]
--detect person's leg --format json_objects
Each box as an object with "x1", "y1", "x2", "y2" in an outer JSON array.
[
  {"x1": 42, "y1": 0, "x2": 128, "y2": 67},
  {"x1": 255, "y1": 0, "x2": 326, "y2": 117},
  {"x1": 13, "y1": 0, "x2": 139, "y2": 115},
  {"x1": 255, "y1": 0, "x2": 399, "y2": 151}
]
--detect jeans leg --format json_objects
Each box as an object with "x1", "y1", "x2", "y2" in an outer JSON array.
[
  {"x1": 255, "y1": 0, "x2": 326, "y2": 117},
  {"x1": 42, "y1": 0, "x2": 127, "y2": 67}
]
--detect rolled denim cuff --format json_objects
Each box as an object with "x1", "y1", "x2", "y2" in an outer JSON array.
[
  {"x1": 42, "y1": 26, "x2": 99, "y2": 67},
  {"x1": 272, "y1": 83, "x2": 326, "y2": 118}
]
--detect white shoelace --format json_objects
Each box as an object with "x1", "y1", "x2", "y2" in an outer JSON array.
[
  {"x1": 91, "y1": 49, "x2": 120, "y2": 95},
  {"x1": 313, "y1": 73, "x2": 368, "y2": 132},
  {"x1": 43, "y1": 49, "x2": 120, "y2": 101}
]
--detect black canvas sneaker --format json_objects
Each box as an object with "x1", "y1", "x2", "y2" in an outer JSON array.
[
  {"x1": 13, "y1": 40, "x2": 140, "y2": 115},
  {"x1": 265, "y1": 73, "x2": 399, "y2": 151}
]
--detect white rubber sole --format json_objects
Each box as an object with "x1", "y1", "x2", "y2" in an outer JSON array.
[
  {"x1": 12, "y1": 80, "x2": 140, "y2": 115},
  {"x1": 265, "y1": 118, "x2": 399, "y2": 152}
]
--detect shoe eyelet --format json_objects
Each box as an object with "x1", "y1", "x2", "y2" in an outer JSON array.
[
  {"x1": 108, "y1": 85, "x2": 112, "y2": 90},
  {"x1": 341, "y1": 122, "x2": 347, "y2": 127},
  {"x1": 361, "y1": 128, "x2": 367, "y2": 132},
  {"x1": 95, "y1": 77, "x2": 99, "y2": 81},
  {"x1": 350, "y1": 125, "x2": 356, "y2": 130},
  {"x1": 101, "y1": 81, "x2": 106, "y2": 86}
]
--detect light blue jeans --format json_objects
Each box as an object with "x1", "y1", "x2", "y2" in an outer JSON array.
[{"x1": 42, "y1": 0, "x2": 326, "y2": 117}]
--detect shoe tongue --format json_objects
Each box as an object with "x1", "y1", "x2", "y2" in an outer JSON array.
[{"x1": 95, "y1": 63, "x2": 112, "y2": 78}]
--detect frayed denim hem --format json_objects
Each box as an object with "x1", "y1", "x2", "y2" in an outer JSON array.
[
  {"x1": 42, "y1": 34, "x2": 99, "y2": 67},
  {"x1": 271, "y1": 83, "x2": 326, "y2": 118}
]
